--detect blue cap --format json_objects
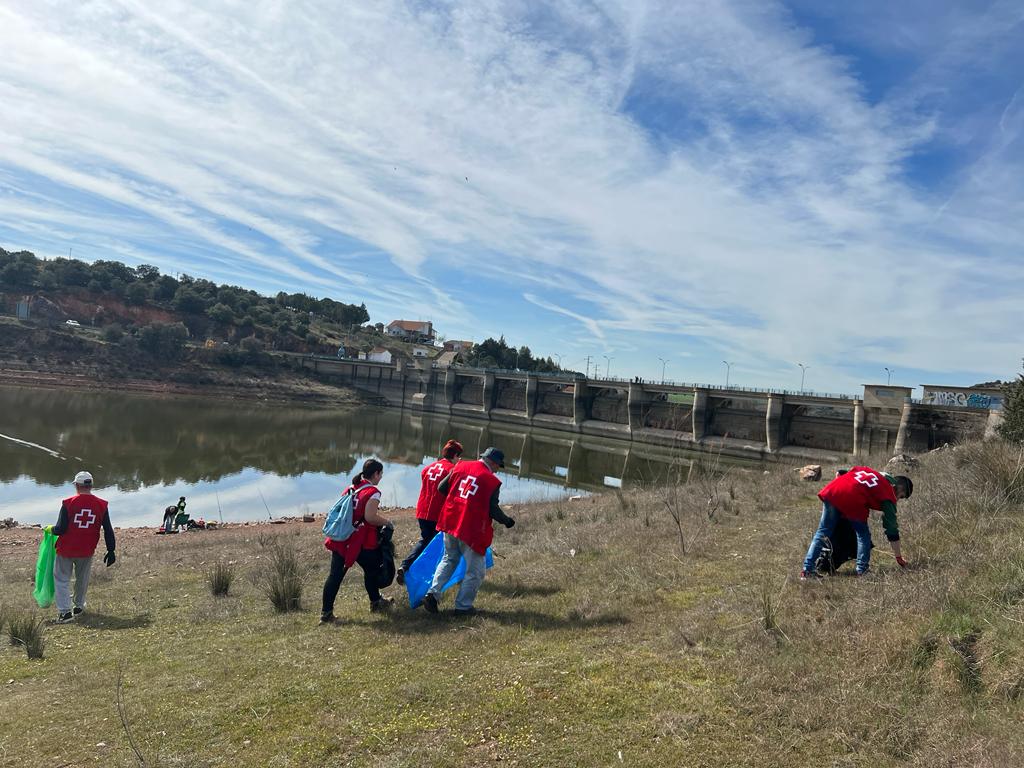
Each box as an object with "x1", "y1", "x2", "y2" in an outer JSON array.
[{"x1": 481, "y1": 447, "x2": 505, "y2": 468}]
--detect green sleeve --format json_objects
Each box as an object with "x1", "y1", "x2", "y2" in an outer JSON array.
[{"x1": 880, "y1": 500, "x2": 900, "y2": 542}]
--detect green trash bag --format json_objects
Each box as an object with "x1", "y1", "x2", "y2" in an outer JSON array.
[{"x1": 33, "y1": 529, "x2": 57, "y2": 608}]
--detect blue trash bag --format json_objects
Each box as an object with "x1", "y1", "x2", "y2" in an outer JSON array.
[{"x1": 405, "y1": 532, "x2": 494, "y2": 608}]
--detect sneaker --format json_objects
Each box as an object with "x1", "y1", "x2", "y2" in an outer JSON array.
[
  {"x1": 453, "y1": 607, "x2": 480, "y2": 617},
  {"x1": 369, "y1": 597, "x2": 394, "y2": 613},
  {"x1": 318, "y1": 613, "x2": 337, "y2": 625},
  {"x1": 56, "y1": 611, "x2": 74, "y2": 624},
  {"x1": 72, "y1": 607, "x2": 83, "y2": 617},
  {"x1": 422, "y1": 593, "x2": 439, "y2": 614},
  {"x1": 395, "y1": 567, "x2": 405, "y2": 586},
  {"x1": 799, "y1": 570, "x2": 822, "y2": 581}
]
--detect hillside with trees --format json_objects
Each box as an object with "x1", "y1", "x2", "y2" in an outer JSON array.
[{"x1": 0, "y1": 247, "x2": 368, "y2": 355}]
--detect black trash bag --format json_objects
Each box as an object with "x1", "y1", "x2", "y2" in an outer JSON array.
[
  {"x1": 814, "y1": 516, "x2": 874, "y2": 574},
  {"x1": 374, "y1": 524, "x2": 396, "y2": 589}
]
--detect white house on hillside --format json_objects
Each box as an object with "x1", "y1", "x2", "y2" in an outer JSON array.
[
  {"x1": 386, "y1": 320, "x2": 435, "y2": 342},
  {"x1": 367, "y1": 347, "x2": 392, "y2": 364}
]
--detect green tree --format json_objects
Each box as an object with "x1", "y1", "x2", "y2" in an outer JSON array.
[
  {"x1": 206, "y1": 302, "x2": 235, "y2": 324},
  {"x1": 173, "y1": 287, "x2": 208, "y2": 314},
  {"x1": 102, "y1": 324, "x2": 124, "y2": 343},
  {"x1": 125, "y1": 281, "x2": 151, "y2": 306},
  {"x1": 0, "y1": 252, "x2": 39, "y2": 287},
  {"x1": 999, "y1": 366, "x2": 1024, "y2": 443},
  {"x1": 138, "y1": 322, "x2": 189, "y2": 358},
  {"x1": 134, "y1": 264, "x2": 161, "y2": 282},
  {"x1": 154, "y1": 275, "x2": 179, "y2": 301}
]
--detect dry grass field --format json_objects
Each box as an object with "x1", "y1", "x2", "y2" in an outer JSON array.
[{"x1": 2, "y1": 441, "x2": 1023, "y2": 767}]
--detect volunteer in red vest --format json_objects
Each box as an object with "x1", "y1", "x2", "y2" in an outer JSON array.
[
  {"x1": 320, "y1": 458, "x2": 395, "y2": 624},
  {"x1": 800, "y1": 466, "x2": 913, "y2": 579},
  {"x1": 422, "y1": 447, "x2": 515, "y2": 616},
  {"x1": 396, "y1": 439, "x2": 464, "y2": 585},
  {"x1": 49, "y1": 471, "x2": 116, "y2": 623}
]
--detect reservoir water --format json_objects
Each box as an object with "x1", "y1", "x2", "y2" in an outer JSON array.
[{"x1": 0, "y1": 386, "x2": 728, "y2": 528}]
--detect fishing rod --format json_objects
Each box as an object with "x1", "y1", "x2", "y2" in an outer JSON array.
[{"x1": 257, "y1": 487, "x2": 273, "y2": 520}]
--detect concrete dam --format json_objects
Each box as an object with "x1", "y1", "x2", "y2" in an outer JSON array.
[{"x1": 301, "y1": 357, "x2": 1001, "y2": 462}]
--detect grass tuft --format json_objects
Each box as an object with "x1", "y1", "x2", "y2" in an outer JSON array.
[
  {"x1": 207, "y1": 560, "x2": 236, "y2": 597},
  {"x1": 8, "y1": 613, "x2": 45, "y2": 659},
  {"x1": 261, "y1": 542, "x2": 303, "y2": 612}
]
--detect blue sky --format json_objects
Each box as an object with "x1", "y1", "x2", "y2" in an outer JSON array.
[{"x1": 1, "y1": 0, "x2": 1022, "y2": 394}]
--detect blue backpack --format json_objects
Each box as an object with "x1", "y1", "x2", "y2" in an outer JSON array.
[{"x1": 323, "y1": 486, "x2": 361, "y2": 542}]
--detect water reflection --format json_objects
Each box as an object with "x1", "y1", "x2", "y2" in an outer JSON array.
[{"x1": 0, "y1": 386, "x2": 725, "y2": 526}]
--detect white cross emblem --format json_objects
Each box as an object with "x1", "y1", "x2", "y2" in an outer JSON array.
[
  {"x1": 853, "y1": 470, "x2": 879, "y2": 488},
  {"x1": 458, "y1": 476, "x2": 480, "y2": 499},
  {"x1": 74, "y1": 508, "x2": 96, "y2": 528},
  {"x1": 427, "y1": 462, "x2": 446, "y2": 482}
]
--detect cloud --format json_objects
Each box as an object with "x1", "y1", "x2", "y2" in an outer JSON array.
[{"x1": 0, "y1": 0, "x2": 1020, "y2": 389}]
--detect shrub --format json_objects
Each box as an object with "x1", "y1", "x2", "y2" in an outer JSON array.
[
  {"x1": 999, "y1": 369, "x2": 1024, "y2": 444},
  {"x1": 261, "y1": 543, "x2": 303, "y2": 612},
  {"x1": 102, "y1": 324, "x2": 124, "y2": 343},
  {"x1": 8, "y1": 613, "x2": 45, "y2": 659},
  {"x1": 138, "y1": 322, "x2": 189, "y2": 358},
  {"x1": 208, "y1": 561, "x2": 236, "y2": 597}
]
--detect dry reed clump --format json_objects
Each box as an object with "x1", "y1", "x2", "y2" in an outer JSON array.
[
  {"x1": 260, "y1": 541, "x2": 303, "y2": 612},
  {"x1": 8, "y1": 612, "x2": 45, "y2": 659},
  {"x1": 207, "y1": 560, "x2": 236, "y2": 597}
]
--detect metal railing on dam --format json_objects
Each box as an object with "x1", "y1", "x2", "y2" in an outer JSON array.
[{"x1": 298, "y1": 356, "x2": 996, "y2": 461}]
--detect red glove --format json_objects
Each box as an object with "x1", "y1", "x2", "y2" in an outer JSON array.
[{"x1": 895, "y1": 556, "x2": 908, "y2": 568}]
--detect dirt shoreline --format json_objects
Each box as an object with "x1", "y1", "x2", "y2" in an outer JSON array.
[
  {"x1": 0, "y1": 508, "x2": 423, "y2": 552},
  {"x1": 0, "y1": 367, "x2": 363, "y2": 406}
]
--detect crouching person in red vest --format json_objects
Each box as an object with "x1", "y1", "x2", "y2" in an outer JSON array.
[
  {"x1": 320, "y1": 459, "x2": 395, "y2": 624},
  {"x1": 49, "y1": 471, "x2": 116, "y2": 623},
  {"x1": 422, "y1": 447, "x2": 515, "y2": 616},
  {"x1": 800, "y1": 466, "x2": 913, "y2": 579}
]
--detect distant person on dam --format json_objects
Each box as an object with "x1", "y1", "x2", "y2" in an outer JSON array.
[
  {"x1": 320, "y1": 458, "x2": 396, "y2": 624},
  {"x1": 48, "y1": 471, "x2": 117, "y2": 623},
  {"x1": 396, "y1": 439, "x2": 464, "y2": 585},
  {"x1": 422, "y1": 447, "x2": 515, "y2": 616},
  {"x1": 800, "y1": 467, "x2": 913, "y2": 580}
]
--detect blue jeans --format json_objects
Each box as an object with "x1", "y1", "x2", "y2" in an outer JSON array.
[
  {"x1": 802, "y1": 502, "x2": 873, "y2": 574},
  {"x1": 427, "y1": 533, "x2": 487, "y2": 610}
]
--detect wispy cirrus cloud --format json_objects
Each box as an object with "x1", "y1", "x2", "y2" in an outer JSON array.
[{"x1": 0, "y1": 1, "x2": 1020, "y2": 391}]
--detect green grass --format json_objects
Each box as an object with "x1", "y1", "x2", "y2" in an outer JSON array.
[{"x1": 2, "y1": 441, "x2": 1024, "y2": 766}]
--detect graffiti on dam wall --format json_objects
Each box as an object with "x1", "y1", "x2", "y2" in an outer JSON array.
[{"x1": 924, "y1": 390, "x2": 1002, "y2": 409}]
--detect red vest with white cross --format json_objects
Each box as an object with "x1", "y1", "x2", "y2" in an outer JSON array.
[
  {"x1": 56, "y1": 493, "x2": 109, "y2": 558},
  {"x1": 416, "y1": 458, "x2": 455, "y2": 522},
  {"x1": 818, "y1": 466, "x2": 897, "y2": 524},
  {"x1": 436, "y1": 459, "x2": 501, "y2": 555}
]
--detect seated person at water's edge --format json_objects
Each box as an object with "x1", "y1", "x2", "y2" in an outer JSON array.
[{"x1": 800, "y1": 466, "x2": 913, "y2": 580}]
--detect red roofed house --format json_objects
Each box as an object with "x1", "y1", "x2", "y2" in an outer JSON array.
[{"x1": 386, "y1": 320, "x2": 435, "y2": 343}]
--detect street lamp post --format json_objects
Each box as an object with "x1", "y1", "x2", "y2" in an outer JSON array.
[
  {"x1": 513, "y1": 349, "x2": 520, "y2": 371},
  {"x1": 657, "y1": 357, "x2": 668, "y2": 384},
  {"x1": 554, "y1": 353, "x2": 563, "y2": 368},
  {"x1": 797, "y1": 363, "x2": 809, "y2": 392},
  {"x1": 722, "y1": 361, "x2": 734, "y2": 388},
  {"x1": 884, "y1": 367, "x2": 893, "y2": 385},
  {"x1": 602, "y1": 355, "x2": 613, "y2": 378}
]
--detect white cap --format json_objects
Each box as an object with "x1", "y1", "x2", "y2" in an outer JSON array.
[{"x1": 73, "y1": 471, "x2": 94, "y2": 486}]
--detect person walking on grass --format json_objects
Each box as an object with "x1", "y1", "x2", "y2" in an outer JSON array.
[
  {"x1": 49, "y1": 471, "x2": 116, "y2": 623},
  {"x1": 320, "y1": 459, "x2": 395, "y2": 624},
  {"x1": 396, "y1": 439, "x2": 464, "y2": 585},
  {"x1": 422, "y1": 447, "x2": 515, "y2": 616},
  {"x1": 800, "y1": 466, "x2": 913, "y2": 580}
]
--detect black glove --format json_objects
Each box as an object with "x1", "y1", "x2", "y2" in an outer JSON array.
[
  {"x1": 103, "y1": 550, "x2": 116, "y2": 567},
  {"x1": 505, "y1": 518, "x2": 515, "y2": 529}
]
